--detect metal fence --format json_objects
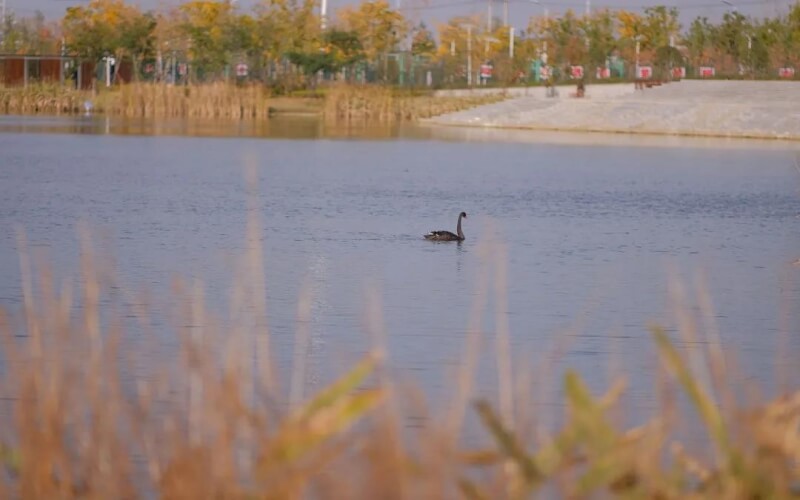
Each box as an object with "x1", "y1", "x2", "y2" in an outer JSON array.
[{"x1": 2, "y1": 51, "x2": 797, "y2": 90}]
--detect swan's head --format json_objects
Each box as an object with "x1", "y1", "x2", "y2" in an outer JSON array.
[{"x1": 460, "y1": 211, "x2": 467, "y2": 219}]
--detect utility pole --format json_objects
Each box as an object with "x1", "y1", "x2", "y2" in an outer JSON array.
[
  {"x1": 532, "y1": 1, "x2": 548, "y2": 61},
  {"x1": 509, "y1": 26, "x2": 514, "y2": 58},
  {"x1": 465, "y1": 24, "x2": 473, "y2": 86},
  {"x1": 1, "y1": 0, "x2": 6, "y2": 45},
  {"x1": 320, "y1": 0, "x2": 327, "y2": 30},
  {"x1": 487, "y1": 0, "x2": 492, "y2": 33},
  {"x1": 0, "y1": 0, "x2": 5, "y2": 52},
  {"x1": 503, "y1": 0, "x2": 508, "y2": 27}
]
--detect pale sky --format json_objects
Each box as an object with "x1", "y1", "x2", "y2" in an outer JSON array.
[{"x1": 7, "y1": 0, "x2": 799, "y2": 31}]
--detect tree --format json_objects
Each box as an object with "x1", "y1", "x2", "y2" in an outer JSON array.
[
  {"x1": 63, "y1": 2, "x2": 118, "y2": 60},
  {"x1": 177, "y1": 0, "x2": 235, "y2": 78},
  {"x1": 582, "y1": 9, "x2": 617, "y2": 70},
  {"x1": 713, "y1": 11, "x2": 752, "y2": 74},
  {"x1": 642, "y1": 5, "x2": 680, "y2": 50},
  {"x1": 338, "y1": 0, "x2": 408, "y2": 64},
  {"x1": 411, "y1": 22, "x2": 436, "y2": 58},
  {"x1": 654, "y1": 45, "x2": 684, "y2": 78},
  {"x1": 118, "y1": 11, "x2": 157, "y2": 77},
  {"x1": 325, "y1": 29, "x2": 365, "y2": 69},
  {"x1": 783, "y1": 2, "x2": 800, "y2": 67},
  {"x1": 685, "y1": 16, "x2": 714, "y2": 68},
  {"x1": 435, "y1": 15, "x2": 481, "y2": 85},
  {"x1": 1, "y1": 11, "x2": 60, "y2": 54},
  {"x1": 548, "y1": 9, "x2": 586, "y2": 66},
  {"x1": 255, "y1": 0, "x2": 321, "y2": 59},
  {"x1": 617, "y1": 10, "x2": 645, "y2": 44},
  {"x1": 287, "y1": 29, "x2": 364, "y2": 82},
  {"x1": 62, "y1": 0, "x2": 155, "y2": 81}
]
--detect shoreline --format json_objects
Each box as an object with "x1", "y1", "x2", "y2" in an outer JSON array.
[
  {"x1": 426, "y1": 80, "x2": 800, "y2": 142},
  {"x1": 425, "y1": 119, "x2": 800, "y2": 143}
]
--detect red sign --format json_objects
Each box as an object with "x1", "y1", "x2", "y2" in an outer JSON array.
[
  {"x1": 672, "y1": 67, "x2": 686, "y2": 78},
  {"x1": 539, "y1": 66, "x2": 550, "y2": 80},
  {"x1": 596, "y1": 67, "x2": 610, "y2": 79},
  {"x1": 236, "y1": 63, "x2": 249, "y2": 77},
  {"x1": 778, "y1": 67, "x2": 795, "y2": 78},
  {"x1": 480, "y1": 64, "x2": 493, "y2": 78},
  {"x1": 637, "y1": 66, "x2": 652, "y2": 79},
  {"x1": 570, "y1": 65, "x2": 584, "y2": 79},
  {"x1": 699, "y1": 66, "x2": 715, "y2": 78}
]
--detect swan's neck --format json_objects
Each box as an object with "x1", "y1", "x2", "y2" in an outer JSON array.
[{"x1": 457, "y1": 215, "x2": 464, "y2": 239}]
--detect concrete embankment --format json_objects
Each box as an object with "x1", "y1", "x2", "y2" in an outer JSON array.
[{"x1": 427, "y1": 81, "x2": 800, "y2": 141}]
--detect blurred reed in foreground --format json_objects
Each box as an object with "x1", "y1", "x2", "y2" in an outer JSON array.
[{"x1": 0, "y1": 189, "x2": 797, "y2": 499}]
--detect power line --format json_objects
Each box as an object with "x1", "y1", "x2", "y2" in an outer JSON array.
[{"x1": 400, "y1": 0, "x2": 784, "y2": 12}]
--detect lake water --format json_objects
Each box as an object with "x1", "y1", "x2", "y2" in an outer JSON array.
[{"x1": 1, "y1": 114, "x2": 799, "y2": 431}]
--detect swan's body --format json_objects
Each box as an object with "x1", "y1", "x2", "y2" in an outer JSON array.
[{"x1": 424, "y1": 212, "x2": 467, "y2": 241}]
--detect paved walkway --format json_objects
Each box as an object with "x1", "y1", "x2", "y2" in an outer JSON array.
[{"x1": 427, "y1": 81, "x2": 800, "y2": 141}]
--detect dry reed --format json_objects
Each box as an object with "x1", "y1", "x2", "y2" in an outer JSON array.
[
  {"x1": 1, "y1": 83, "x2": 502, "y2": 123},
  {"x1": 0, "y1": 84, "x2": 88, "y2": 115},
  {"x1": 100, "y1": 82, "x2": 273, "y2": 120},
  {"x1": 0, "y1": 173, "x2": 797, "y2": 499},
  {"x1": 321, "y1": 84, "x2": 506, "y2": 122}
]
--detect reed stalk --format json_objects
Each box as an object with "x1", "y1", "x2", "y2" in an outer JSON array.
[
  {"x1": 1, "y1": 83, "x2": 503, "y2": 122},
  {"x1": 0, "y1": 162, "x2": 796, "y2": 500}
]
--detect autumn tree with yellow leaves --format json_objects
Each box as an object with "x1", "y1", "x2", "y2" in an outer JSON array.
[
  {"x1": 255, "y1": 0, "x2": 322, "y2": 65},
  {"x1": 9, "y1": 0, "x2": 794, "y2": 85},
  {"x1": 176, "y1": 1, "x2": 238, "y2": 78},
  {"x1": 63, "y1": 0, "x2": 156, "y2": 77},
  {"x1": 337, "y1": 0, "x2": 408, "y2": 65}
]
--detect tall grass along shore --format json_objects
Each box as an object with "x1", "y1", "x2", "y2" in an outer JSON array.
[
  {"x1": 0, "y1": 83, "x2": 505, "y2": 122},
  {"x1": 1, "y1": 174, "x2": 797, "y2": 499}
]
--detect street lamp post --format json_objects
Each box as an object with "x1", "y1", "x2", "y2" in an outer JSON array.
[
  {"x1": 745, "y1": 33, "x2": 752, "y2": 78},
  {"x1": 1, "y1": 0, "x2": 6, "y2": 47},
  {"x1": 461, "y1": 24, "x2": 473, "y2": 87},
  {"x1": 531, "y1": 1, "x2": 548, "y2": 61}
]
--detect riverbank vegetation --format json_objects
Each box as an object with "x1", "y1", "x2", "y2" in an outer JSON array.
[
  {"x1": 1, "y1": 214, "x2": 798, "y2": 498},
  {"x1": 1, "y1": 0, "x2": 800, "y2": 91},
  {"x1": 0, "y1": 82, "x2": 505, "y2": 120}
]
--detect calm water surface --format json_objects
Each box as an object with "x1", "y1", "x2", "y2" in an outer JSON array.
[{"x1": 1, "y1": 115, "x2": 799, "y2": 428}]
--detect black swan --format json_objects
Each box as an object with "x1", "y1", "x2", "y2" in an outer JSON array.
[{"x1": 424, "y1": 212, "x2": 467, "y2": 241}]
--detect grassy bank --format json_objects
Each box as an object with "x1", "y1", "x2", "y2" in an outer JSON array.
[
  {"x1": 0, "y1": 83, "x2": 504, "y2": 122},
  {"x1": 1, "y1": 199, "x2": 797, "y2": 498}
]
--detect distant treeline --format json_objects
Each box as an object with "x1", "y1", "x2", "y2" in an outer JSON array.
[{"x1": 1, "y1": 0, "x2": 799, "y2": 87}]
